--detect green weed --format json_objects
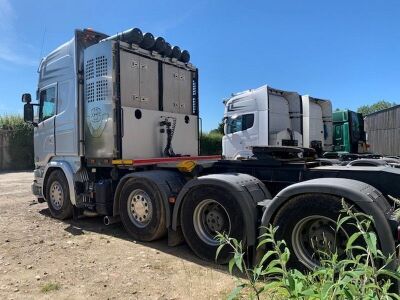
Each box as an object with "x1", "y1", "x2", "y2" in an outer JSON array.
[{"x1": 217, "y1": 201, "x2": 400, "y2": 300}]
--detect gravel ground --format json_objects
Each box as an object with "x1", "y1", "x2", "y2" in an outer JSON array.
[{"x1": 0, "y1": 171, "x2": 235, "y2": 299}]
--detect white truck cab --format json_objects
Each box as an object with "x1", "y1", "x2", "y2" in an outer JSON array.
[{"x1": 222, "y1": 85, "x2": 303, "y2": 159}]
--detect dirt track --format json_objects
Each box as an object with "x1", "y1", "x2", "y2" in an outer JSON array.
[{"x1": 0, "y1": 172, "x2": 235, "y2": 299}]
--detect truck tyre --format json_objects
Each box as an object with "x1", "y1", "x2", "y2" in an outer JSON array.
[
  {"x1": 180, "y1": 186, "x2": 245, "y2": 264},
  {"x1": 273, "y1": 194, "x2": 353, "y2": 271},
  {"x1": 119, "y1": 178, "x2": 166, "y2": 241},
  {"x1": 45, "y1": 169, "x2": 73, "y2": 220}
]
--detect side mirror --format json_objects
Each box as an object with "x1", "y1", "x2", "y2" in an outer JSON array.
[
  {"x1": 22, "y1": 93, "x2": 32, "y2": 103},
  {"x1": 24, "y1": 103, "x2": 35, "y2": 124}
]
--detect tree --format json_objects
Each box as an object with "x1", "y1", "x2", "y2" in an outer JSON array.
[
  {"x1": 209, "y1": 119, "x2": 224, "y2": 135},
  {"x1": 357, "y1": 100, "x2": 396, "y2": 116}
]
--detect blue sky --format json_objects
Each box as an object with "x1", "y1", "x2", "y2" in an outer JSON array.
[{"x1": 0, "y1": 0, "x2": 399, "y2": 131}]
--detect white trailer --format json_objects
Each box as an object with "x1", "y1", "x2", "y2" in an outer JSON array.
[
  {"x1": 222, "y1": 85, "x2": 303, "y2": 159},
  {"x1": 301, "y1": 95, "x2": 333, "y2": 154}
]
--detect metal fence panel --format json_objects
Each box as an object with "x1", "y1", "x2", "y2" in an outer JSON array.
[{"x1": 364, "y1": 106, "x2": 400, "y2": 156}]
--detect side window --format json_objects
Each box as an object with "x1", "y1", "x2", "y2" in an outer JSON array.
[
  {"x1": 39, "y1": 86, "x2": 56, "y2": 121},
  {"x1": 242, "y1": 114, "x2": 254, "y2": 131},
  {"x1": 226, "y1": 113, "x2": 254, "y2": 134}
]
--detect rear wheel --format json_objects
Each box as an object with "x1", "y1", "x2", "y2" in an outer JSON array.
[
  {"x1": 46, "y1": 169, "x2": 73, "y2": 220},
  {"x1": 119, "y1": 178, "x2": 167, "y2": 241},
  {"x1": 181, "y1": 187, "x2": 245, "y2": 264},
  {"x1": 273, "y1": 194, "x2": 351, "y2": 270}
]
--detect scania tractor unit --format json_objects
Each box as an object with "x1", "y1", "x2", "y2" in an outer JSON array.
[
  {"x1": 222, "y1": 85, "x2": 303, "y2": 160},
  {"x1": 221, "y1": 85, "x2": 333, "y2": 159},
  {"x1": 23, "y1": 27, "x2": 400, "y2": 273}
]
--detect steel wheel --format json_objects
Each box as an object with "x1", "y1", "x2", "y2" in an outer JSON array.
[
  {"x1": 291, "y1": 215, "x2": 348, "y2": 269},
  {"x1": 49, "y1": 181, "x2": 64, "y2": 211},
  {"x1": 127, "y1": 189, "x2": 153, "y2": 228},
  {"x1": 193, "y1": 199, "x2": 231, "y2": 246},
  {"x1": 45, "y1": 170, "x2": 73, "y2": 220}
]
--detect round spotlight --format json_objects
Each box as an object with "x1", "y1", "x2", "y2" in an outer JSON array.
[
  {"x1": 180, "y1": 50, "x2": 190, "y2": 63},
  {"x1": 171, "y1": 46, "x2": 181, "y2": 60},
  {"x1": 152, "y1": 37, "x2": 166, "y2": 53},
  {"x1": 124, "y1": 28, "x2": 143, "y2": 44},
  {"x1": 162, "y1": 42, "x2": 172, "y2": 57},
  {"x1": 102, "y1": 27, "x2": 143, "y2": 44},
  {"x1": 140, "y1": 32, "x2": 155, "y2": 49}
]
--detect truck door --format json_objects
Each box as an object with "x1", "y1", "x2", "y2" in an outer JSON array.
[
  {"x1": 55, "y1": 80, "x2": 78, "y2": 156},
  {"x1": 34, "y1": 84, "x2": 57, "y2": 165},
  {"x1": 223, "y1": 113, "x2": 256, "y2": 159},
  {"x1": 333, "y1": 122, "x2": 350, "y2": 152}
]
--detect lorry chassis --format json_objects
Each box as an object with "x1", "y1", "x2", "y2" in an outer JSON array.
[{"x1": 33, "y1": 154, "x2": 400, "y2": 271}]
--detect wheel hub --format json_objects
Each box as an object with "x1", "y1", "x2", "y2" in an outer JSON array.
[
  {"x1": 205, "y1": 210, "x2": 224, "y2": 232},
  {"x1": 127, "y1": 189, "x2": 153, "y2": 228},
  {"x1": 193, "y1": 199, "x2": 231, "y2": 246},
  {"x1": 49, "y1": 181, "x2": 63, "y2": 210},
  {"x1": 292, "y1": 215, "x2": 348, "y2": 269},
  {"x1": 309, "y1": 225, "x2": 336, "y2": 253}
]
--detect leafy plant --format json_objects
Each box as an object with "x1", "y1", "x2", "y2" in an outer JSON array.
[{"x1": 217, "y1": 201, "x2": 400, "y2": 300}]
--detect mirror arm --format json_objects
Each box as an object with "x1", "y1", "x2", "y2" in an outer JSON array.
[{"x1": 28, "y1": 121, "x2": 38, "y2": 127}]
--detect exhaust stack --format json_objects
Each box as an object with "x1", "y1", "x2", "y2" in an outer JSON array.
[{"x1": 104, "y1": 215, "x2": 121, "y2": 226}]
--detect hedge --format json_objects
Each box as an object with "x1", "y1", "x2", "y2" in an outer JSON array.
[
  {"x1": 200, "y1": 132, "x2": 223, "y2": 155},
  {"x1": 0, "y1": 115, "x2": 34, "y2": 170}
]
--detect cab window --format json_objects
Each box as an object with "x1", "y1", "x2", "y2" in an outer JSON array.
[
  {"x1": 39, "y1": 86, "x2": 56, "y2": 121},
  {"x1": 226, "y1": 113, "x2": 254, "y2": 134}
]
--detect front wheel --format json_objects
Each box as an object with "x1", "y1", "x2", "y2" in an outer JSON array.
[
  {"x1": 180, "y1": 187, "x2": 245, "y2": 264},
  {"x1": 46, "y1": 169, "x2": 73, "y2": 220}
]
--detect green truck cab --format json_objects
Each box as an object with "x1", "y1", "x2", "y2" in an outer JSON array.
[{"x1": 332, "y1": 110, "x2": 367, "y2": 153}]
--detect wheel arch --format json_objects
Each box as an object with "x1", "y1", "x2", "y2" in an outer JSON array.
[
  {"x1": 42, "y1": 161, "x2": 76, "y2": 205},
  {"x1": 260, "y1": 178, "x2": 396, "y2": 259},
  {"x1": 113, "y1": 170, "x2": 186, "y2": 228},
  {"x1": 172, "y1": 173, "x2": 271, "y2": 246}
]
